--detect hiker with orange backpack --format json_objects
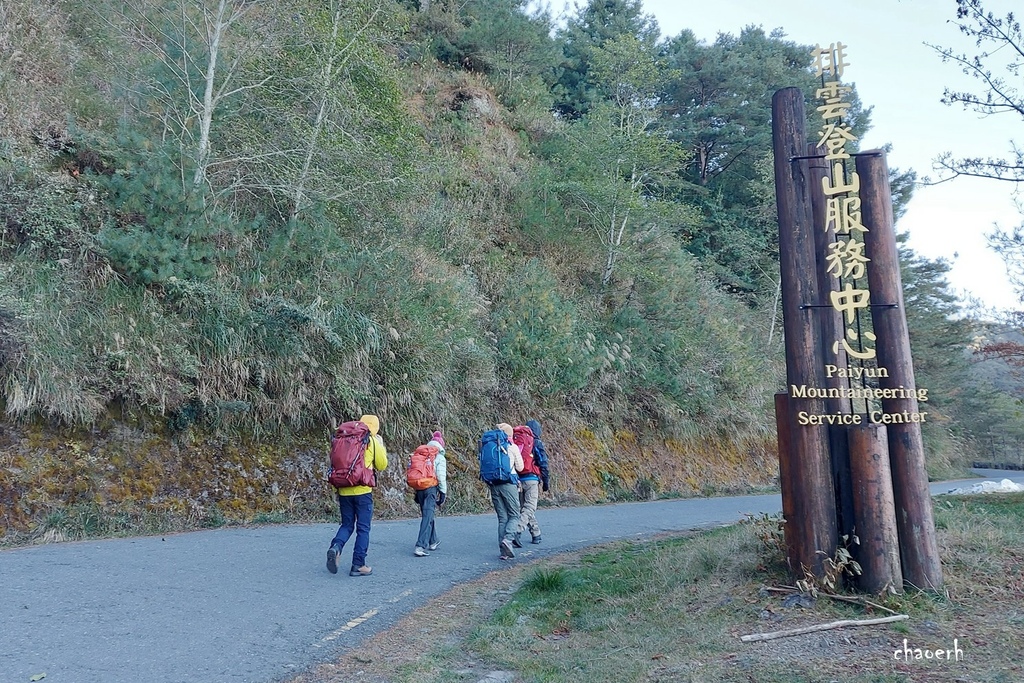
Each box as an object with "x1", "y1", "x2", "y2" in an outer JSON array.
[
  {"x1": 407, "y1": 430, "x2": 448, "y2": 557},
  {"x1": 326, "y1": 414, "x2": 388, "y2": 577}
]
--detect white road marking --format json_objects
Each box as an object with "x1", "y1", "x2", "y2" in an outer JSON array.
[
  {"x1": 315, "y1": 591, "x2": 412, "y2": 646},
  {"x1": 316, "y1": 609, "x2": 379, "y2": 645}
]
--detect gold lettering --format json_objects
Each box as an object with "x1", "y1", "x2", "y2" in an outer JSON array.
[
  {"x1": 811, "y1": 44, "x2": 849, "y2": 78},
  {"x1": 797, "y1": 411, "x2": 862, "y2": 426},
  {"x1": 822, "y1": 164, "x2": 860, "y2": 196},
  {"x1": 870, "y1": 411, "x2": 928, "y2": 424},
  {"x1": 816, "y1": 99, "x2": 852, "y2": 121},
  {"x1": 815, "y1": 81, "x2": 853, "y2": 101},
  {"x1": 824, "y1": 197, "x2": 866, "y2": 236},
  {"x1": 826, "y1": 238, "x2": 870, "y2": 279},
  {"x1": 830, "y1": 287, "x2": 870, "y2": 324},
  {"x1": 827, "y1": 290, "x2": 868, "y2": 325},
  {"x1": 821, "y1": 364, "x2": 889, "y2": 380},
  {"x1": 816, "y1": 122, "x2": 857, "y2": 160}
]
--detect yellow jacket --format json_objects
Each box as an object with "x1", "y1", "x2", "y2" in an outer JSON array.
[{"x1": 336, "y1": 414, "x2": 389, "y2": 496}]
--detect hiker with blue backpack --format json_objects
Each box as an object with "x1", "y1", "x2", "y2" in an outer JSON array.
[
  {"x1": 511, "y1": 419, "x2": 551, "y2": 547},
  {"x1": 407, "y1": 430, "x2": 448, "y2": 557},
  {"x1": 479, "y1": 423, "x2": 524, "y2": 560},
  {"x1": 326, "y1": 414, "x2": 389, "y2": 577}
]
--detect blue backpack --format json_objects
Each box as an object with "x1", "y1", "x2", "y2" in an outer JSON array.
[{"x1": 479, "y1": 429, "x2": 517, "y2": 485}]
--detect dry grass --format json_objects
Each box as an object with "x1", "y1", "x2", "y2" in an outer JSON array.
[{"x1": 289, "y1": 493, "x2": 1024, "y2": 683}]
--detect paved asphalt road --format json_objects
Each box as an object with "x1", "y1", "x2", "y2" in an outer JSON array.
[{"x1": 1, "y1": 468, "x2": 1022, "y2": 683}]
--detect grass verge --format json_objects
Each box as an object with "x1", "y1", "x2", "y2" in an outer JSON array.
[{"x1": 291, "y1": 492, "x2": 1024, "y2": 683}]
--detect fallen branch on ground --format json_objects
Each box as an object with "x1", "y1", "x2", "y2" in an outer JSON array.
[
  {"x1": 740, "y1": 614, "x2": 908, "y2": 642},
  {"x1": 763, "y1": 585, "x2": 899, "y2": 615}
]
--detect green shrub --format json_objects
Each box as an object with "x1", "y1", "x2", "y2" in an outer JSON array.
[
  {"x1": 0, "y1": 160, "x2": 90, "y2": 258},
  {"x1": 492, "y1": 258, "x2": 597, "y2": 401},
  {"x1": 90, "y1": 132, "x2": 229, "y2": 284}
]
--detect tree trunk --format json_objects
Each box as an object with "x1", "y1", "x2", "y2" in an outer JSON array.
[
  {"x1": 289, "y1": 3, "x2": 379, "y2": 225},
  {"x1": 193, "y1": 0, "x2": 228, "y2": 190},
  {"x1": 290, "y1": 5, "x2": 344, "y2": 224}
]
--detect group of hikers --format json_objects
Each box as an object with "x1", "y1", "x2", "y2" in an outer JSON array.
[{"x1": 324, "y1": 415, "x2": 552, "y2": 577}]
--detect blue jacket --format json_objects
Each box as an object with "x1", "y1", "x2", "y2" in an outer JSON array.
[{"x1": 526, "y1": 419, "x2": 550, "y2": 490}]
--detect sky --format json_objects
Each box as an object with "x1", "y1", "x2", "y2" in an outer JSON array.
[{"x1": 636, "y1": 0, "x2": 1022, "y2": 312}]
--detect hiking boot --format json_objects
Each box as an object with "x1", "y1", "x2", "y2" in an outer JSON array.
[
  {"x1": 531, "y1": 536, "x2": 542, "y2": 545},
  {"x1": 349, "y1": 565, "x2": 373, "y2": 577},
  {"x1": 500, "y1": 539, "x2": 516, "y2": 559},
  {"x1": 428, "y1": 540, "x2": 441, "y2": 551},
  {"x1": 414, "y1": 547, "x2": 429, "y2": 557},
  {"x1": 326, "y1": 545, "x2": 340, "y2": 574},
  {"x1": 511, "y1": 533, "x2": 523, "y2": 549}
]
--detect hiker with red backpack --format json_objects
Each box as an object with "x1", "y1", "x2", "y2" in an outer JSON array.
[
  {"x1": 512, "y1": 419, "x2": 549, "y2": 547},
  {"x1": 326, "y1": 414, "x2": 388, "y2": 577},
  {"x1": 526, "y1": 419, "x2": 552, "y2": 496},
  {"x1": 407, "y1": 430, "x2": 448, "y2": 557},
  {"x1": 480, "y1": 423, "x2": 524, "y2": 560}
]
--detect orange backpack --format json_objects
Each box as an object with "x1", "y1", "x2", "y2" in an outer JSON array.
[{"x1": 406, "y1": 444, "x2": 439, "y2": 490}]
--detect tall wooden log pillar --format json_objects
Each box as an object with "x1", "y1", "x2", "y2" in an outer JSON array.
[
  {"x1": 772, "y1": 88, "x2": 838, "y2": 577},
  {"x1": 774, "y1": 392, "x2": 797, "y2": 569},
  {"x1": 856, "y1": 151, "x2": 943, "y2": 590},
  {"x1": 848, "y1": 424, "x2": 903, "y2": 593}
]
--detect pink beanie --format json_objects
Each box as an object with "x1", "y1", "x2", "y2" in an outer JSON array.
[{"x1": 431, "y1": 430, "x2": 445, "y2": 448}]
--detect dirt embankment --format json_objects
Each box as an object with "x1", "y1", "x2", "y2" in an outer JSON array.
[{"x1": 0, "y1": 419, "x2": 779, "y2": 541}]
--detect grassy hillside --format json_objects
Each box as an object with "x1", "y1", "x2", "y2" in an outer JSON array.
[{"x1": 0, "y1": 0, "x2": 1011, "y2": 540}]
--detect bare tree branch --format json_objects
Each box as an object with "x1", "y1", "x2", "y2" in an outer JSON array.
[{"x1": 930, "y1": 0, "x2": 1024, "y2": 185}]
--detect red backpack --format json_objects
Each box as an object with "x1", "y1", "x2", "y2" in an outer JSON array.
[
  {"x1": 512, "y1": 425, "x2": 538, "y2": 476},
  {"x1": 406, "y1": 444, "x2": 439, "y2": 490},
  {"x1": 328, "y1": 421, "x2": 375, "y2": 488}
]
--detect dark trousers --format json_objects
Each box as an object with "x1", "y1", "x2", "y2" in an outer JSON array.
[
  {"x1": 330, "y1": 492, "x2": 373, "y2": 569},
  {"x1": 414, "y1": 486, "x2": 439, "y2": 549}
]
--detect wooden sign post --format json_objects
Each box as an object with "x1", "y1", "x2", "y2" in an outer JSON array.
[{"x1": 771, "y1": 42, "x2": 942, "y2": 591}]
